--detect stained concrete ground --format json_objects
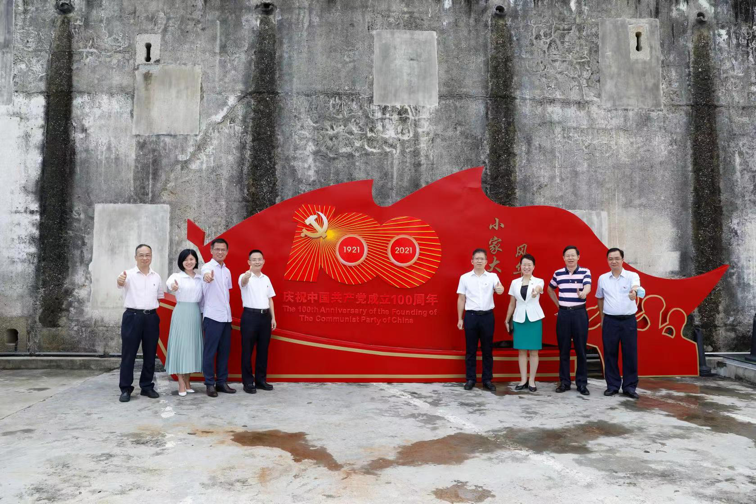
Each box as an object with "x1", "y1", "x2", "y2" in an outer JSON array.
[{"x1": 1, "y1": 371, "x2": 755, "y2": 504}]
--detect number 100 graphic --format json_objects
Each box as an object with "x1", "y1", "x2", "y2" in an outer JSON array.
[{"x1": 285, "y1": 204, "x2": 441, "y2": 288}]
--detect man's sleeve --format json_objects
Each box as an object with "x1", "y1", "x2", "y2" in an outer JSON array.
[
  {"x1": 583, "y1": 269, "x2": 592, "y2": 285},
  {"x1": 631, "y1": 272, "x2": 641, "y2": 288},
  {"x1": 507, "y1": 280, "x2": 516, "y2": 297},
  {"x1": 156, "y1": 275, "x2": 165, "y2": 300},
  {"x1": 456, "y1": 276, "x2": 466, "y2": 295},
  {"x1": 594, "y1": 276, "x2": 604, "y2": 299},
  {"x1": 549, "y1": 272, "x2": 558, "y2": 289},
  {"x1": 268, "y1": 282, "x2": 276, "y2": 298}
]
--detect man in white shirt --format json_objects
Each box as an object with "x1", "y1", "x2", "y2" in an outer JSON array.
[
  {"x1": 116, "y1": 244, "x2": 164, "y2": 403},
  {"x1": 238, "y1": 249, "x2": 277, "y2": 394},
  {"x1": 456, "y1": 248, "x2": 505, "y2": 392},
  {"x1": 201, "y1": 238, "x2": 236, "y2": 397},
  {"x1": 595, "y1": 247, "x2": 642, "y2": 399}
]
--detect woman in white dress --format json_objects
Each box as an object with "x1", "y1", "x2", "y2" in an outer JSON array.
[{"x1": 165, "y1": 249, "x2": 204, "y2": 396}]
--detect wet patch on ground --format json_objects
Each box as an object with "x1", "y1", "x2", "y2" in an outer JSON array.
[
  {"x1": 497, "y1": 420, "x2": 633, "y2": 455},
  {"x1": 231, "y1": 430, "x2": 343, "y2": 471},
  {"x1": 641, "y1": 379, "x2": 755, "y2": 401},
  {"x1": 27, "y1": 387, "x2": 50, "y2": 392},
  {"x1": 432, "y1": 481, "x2": 495, "y2": 503},
  {"x1": 2, "y1": 428, "x2": 35, "y2": 436},
  {"x1": 620, "y1": 395, "x2": 756, "y2": 446},
  {"x1": 364, "y1": 433, "x2": 500, "y2": 472}
]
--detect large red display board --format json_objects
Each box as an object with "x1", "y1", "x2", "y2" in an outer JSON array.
[{"x1": 157, "y1": 167, "x2": 727, "y2": 382}]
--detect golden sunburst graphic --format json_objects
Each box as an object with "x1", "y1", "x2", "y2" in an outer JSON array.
[{"x1": 284, "y1": 204, "x2": 441, "y2": 288}]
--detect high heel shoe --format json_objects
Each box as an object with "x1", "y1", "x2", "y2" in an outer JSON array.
[
  {"x1": 178, "y1": 391, "x2": 187, "y2": 397},
  {"x1": 514, "y1": 382, "x2": 528, "y2": 391},
  {"x1": 186, "y1": 388, "x2": 195, "y2": 394}
]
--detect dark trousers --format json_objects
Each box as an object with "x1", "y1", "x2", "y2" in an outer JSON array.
[
  {"x1": 602, "y1": 315, "x2": 639, "y2": 393},
  {"x1": 464, "y1": 311, "x2": 494, "y2": 382},
  {"x1": 556, "y1": 307, "x2": 589, "y2": 387},
  {"x1": 240, "y1": 310, "x2": 272, "y2": 386},
  {"x1": 119, "y1": 310, "x2": 160, "y2": 393},
  {"x1": 202, "y1": 317, "x2": 231, "y2": 386}
]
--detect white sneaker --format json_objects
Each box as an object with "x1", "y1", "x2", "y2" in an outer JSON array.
[{"x1": 178, "y1": 391, "x2": 187, "y2": 397}]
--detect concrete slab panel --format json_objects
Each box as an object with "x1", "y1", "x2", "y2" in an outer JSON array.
[
  {"x1": 568, "y1": 209, "x2": 610, "y2": 246},
  {"x1": 0, "y1": 0, "x2": 13, "y2": 104},
  {"x1": 373, "y1": 30, "x2": 438, "y2": 107},
  {"x1": 133, "y1": 65, "x2": 201, "y2": 135},
  {"x1": 89, "y1": 204, "x2": 170, "y2": 322},
  {"x1": 599, "y1": 19, "x2": 662, "y2": 109}
]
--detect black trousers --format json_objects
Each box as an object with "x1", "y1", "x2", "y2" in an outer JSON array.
[
  {"x1": 602, "y1": 315, "x2": 639, "y2": 393},
  {"x1": 556, "y1": 307, "x2": 588, "y2": 387},
  {"x1": 464, "y1": 311, "x2": 494, "y2": 382},
  {"x1": 202, "y1": 318, "x2": 231, "y2": 386},
  {"x1": 240, "y1": 310, "x2": 272, "y2": 386},
  {"x1": 119, "y1": 310, "x2": 160, "y2": 393}
]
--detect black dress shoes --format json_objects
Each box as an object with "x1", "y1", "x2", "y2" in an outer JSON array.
[
  {"x1": 555, "y1": 383, "x2": 571, "y2": 393},
  {"x1": 623, "y1": 390, "x2": 640, "y2": 399},
  {"x1": 514, "y1": 383, "x2": 528, "y2": 391},
  {"x1": 243, "y1": 384, "x2": 257, "y2": 394},
  {"x1": 206, "y1": 385, "x2": 218, "y2": 397},
  {"x1": 482, "y1": 381, "x2": 496, "y2": 392},
  {"x1": 140, "y1": 388, "x2": 159, "y2": 399},
  {"x1": 119, "y1": 391, "x2": 131, "y2": 403},
  {"x1": 463, "y1": 380, "x2": 475, "y2": 390},
  {"x1": 216, "y1": 383, "x2": 236, "y2": 394},
  {"x1": 604, "y1": 389, "x2": 619, "y2": 396},
  {"x1": 528, "y1": 384, "x2": 537, "y2": 392},
  {"x1": 256, "y1": 382, "x2": 274, "y2": 391},
  {"x1": 577, "y1": 386, "x2": 590, "y2": 396}
]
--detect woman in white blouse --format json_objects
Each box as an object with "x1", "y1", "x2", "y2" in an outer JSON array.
[
  {"x1": 504, "y1": 254, "x2": 545, "y2": 392},
  {"x1": 165, "y1": 249, "x2": 204, "y2": 396}
]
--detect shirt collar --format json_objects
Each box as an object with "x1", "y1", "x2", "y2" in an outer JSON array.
[
  {"x1": 134, "y1": 266, "x2": 156, "y2": 276},
  {"x1": 178, "y1": 270, "x2": 199, "y2": 279},
  {"x1": 564, "y1": 264, "x2": 581, "y2": 274},
  {"x1": 469, "y1": 269, "x2": 489, "y2": 277},
  {"x1": 207, "y1": 259, "x2": 225, "y2": 269},
  {"x1": 610, "y1": 268, "x2": 627, "y2": 278}
]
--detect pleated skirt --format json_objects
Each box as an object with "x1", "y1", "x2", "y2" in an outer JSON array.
[
  {"x1": 165, "y1": 302, "x2": 203, "y2": 374},
  {"x1": 513, "y1": 314, "x2": 543, "y2": 350}
]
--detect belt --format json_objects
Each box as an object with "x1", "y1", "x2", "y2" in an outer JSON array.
[
  {"x1": 244, "y1": 307, "x2": 270, "y2": 314},
  {"x1": 125, "y1": 308, "x2": 156, "y2": 314},
  {"x1": 605, "y1": 314, "x2": 635, "y2": 321},
  {"x1": 559, "y1": 305, "x2": 586, "y2": 311},
  {"x1": 467, "y1": 310, "x2": 493, "y2": 316}
]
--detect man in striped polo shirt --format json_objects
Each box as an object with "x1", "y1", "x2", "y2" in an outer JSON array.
[{"x1": 547, "y1": 246, "x2": 592, "y2": 395}]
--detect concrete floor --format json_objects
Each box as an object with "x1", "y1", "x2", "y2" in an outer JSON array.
[{"x1": 1, "y1": 371, "x2": 755, "y2": 504}]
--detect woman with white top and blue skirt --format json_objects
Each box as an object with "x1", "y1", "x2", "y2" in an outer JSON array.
[
  {"x1": 504, "y1": 254, "x2": 545, "y2": 392},
  {"x1": 165, "y1": 249, "x2": 204, "y2": 396}
]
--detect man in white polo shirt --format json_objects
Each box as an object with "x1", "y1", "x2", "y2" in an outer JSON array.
[
  {"x1": 457, "y1": 248, "x2": 505, "y2": 392},
  {"x1": 239, "y1": 249, "x2": 277, "y2": 394},
  {"x1": 116, "y1": 244, "x2": 164, "y2": 403},
  {"x1": 595, "y1": 247, "x2": 642, "y2": 399}
]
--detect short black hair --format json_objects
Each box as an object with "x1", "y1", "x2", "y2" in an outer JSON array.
[
  {"x1": 211, "y1": 238, "x2": 228, "y2": 249},
  {"x1": 606, "y1": 247, "x2": 624, "y2": 259},
  {"x1": 135, "y1": 244, "x2": 152, "y2": 255},
  {"x1": 472, "y1": 248, "x2": 487, "y2": 258},
  {"x1": 248, "y1": 249, "x2": 264, "y2": 259},
  {"x1": 563, "y1": 245, "x2": 580, "y2": 256},
  {"x1": 177, "y1": 249, "x2": 199, "y2": 271},
  {"x1": 520, "y1": 253, "x2": 536, "y2": 266}
]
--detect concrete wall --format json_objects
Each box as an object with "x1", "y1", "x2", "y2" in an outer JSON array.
[{"x1": 1, "y1": 0, "x2": 755, "y2": 352}]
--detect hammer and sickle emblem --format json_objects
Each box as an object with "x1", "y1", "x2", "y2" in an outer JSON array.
[{"x1": 301, "y1": 212, "x2": 329, "y2": 239}]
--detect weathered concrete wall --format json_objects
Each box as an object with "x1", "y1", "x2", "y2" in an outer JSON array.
[{"x1": 1, "y1": 0, "x2": 755, "y2": 352}]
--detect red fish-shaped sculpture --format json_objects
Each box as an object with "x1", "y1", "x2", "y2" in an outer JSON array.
[{"x1": 157, "y1": 167, "x2": 727, "y2": 382}]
